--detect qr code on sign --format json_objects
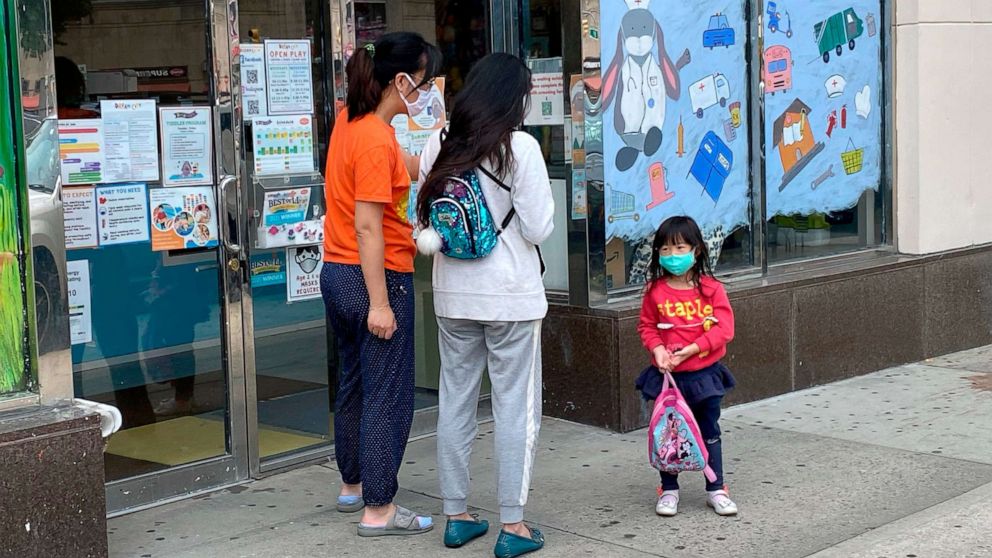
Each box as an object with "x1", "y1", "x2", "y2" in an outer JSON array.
[
  {"x1": 247, "y1": 100, "x2": 260, "y2": 115},
  {"x1": 246, "y1": 69, "x2": 259, "y2": 84}
]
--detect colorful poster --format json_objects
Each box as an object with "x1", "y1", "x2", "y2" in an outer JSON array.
[
  {"x1": 62, "y1": 187, "x2": 98, "y2": 249},
  {"x1": 763, "y1": 1, "x2": 883, "y2": 218},
  {"x1": 250, "y1": 251, "x2": 287, "y2": 287},
  {"x1": 95, "y1": 183, "x2": 150, "y2": 245},
  {"x1": 569, "y1": 74, "x2": 586, "y2": 166},
  {"x1": 264, "y1": 40, "x2": 314, "y2": 115},
  {"x1": 159, "y1": 106, "x2": 214, "y2": 187},
  {"x1": 525, "y1": 58, "x2": 565, "y2": 126},
  {"x1": 252, "y1": 115, "x2": 316, "y2": 176},
  {"x1": 58, "y1": 119, "x2": 105, "y2": 185},
  {"x1": 262, "y1": 188, "x2": 312, "y2": 227},
  {"x1": 149, "y1": 187, "x2": 219, "y2": 251},
  {"x1": 100, "y1": 100, "x2": 160, "y2": 183},
  {"x1": 241, "y1": 44, "x2": 269, "y2": 119},
  {"x1": 66, "y1": 260, "x2": 92, "y2": 345},
  {"x1": 286, "y1": 245, "x2": 324, "y2": 302},
  {"x1": 600, "y1": 1, "x2": 750, "y2": 257}
]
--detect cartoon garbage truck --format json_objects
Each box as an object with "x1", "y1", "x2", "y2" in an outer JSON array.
[
  {"x1": 688, "y1": 73, "x2": 730, "y2": 119},
  {"x1": 814, "y1": 8, "x2": 864, "y2": 63}
]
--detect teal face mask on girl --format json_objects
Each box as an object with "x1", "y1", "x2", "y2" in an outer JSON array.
[{"x1": 659, "y1": 252, "x2": 696, "y2": 276}]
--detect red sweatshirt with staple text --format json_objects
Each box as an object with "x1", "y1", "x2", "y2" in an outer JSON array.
[{"x1": 637, "y1": 276, "x2": 735, "y2": 372}]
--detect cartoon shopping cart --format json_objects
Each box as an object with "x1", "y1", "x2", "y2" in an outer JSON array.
[{"x1": 608, "y1": 189, "x2": 640, "y2": 223}]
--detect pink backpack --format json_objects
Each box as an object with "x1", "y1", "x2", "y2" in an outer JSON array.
[{"x1": 648, "y1": 370, "x2": 717, "y2": 482}]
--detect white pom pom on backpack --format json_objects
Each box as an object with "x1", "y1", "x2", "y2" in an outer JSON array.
[{"x1": 416, "y1": 226, "x2": 443, "y2": 256}]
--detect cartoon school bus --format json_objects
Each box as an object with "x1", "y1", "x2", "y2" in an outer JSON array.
[{"x1": 763, "y1": 45, "x2": 793, "y2": 95}]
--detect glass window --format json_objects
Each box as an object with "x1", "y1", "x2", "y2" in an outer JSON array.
[
  {"x1": 597, "y1": 0, "x2": 752, "y2": 293},
  {"x1": 764, "y1": 1, "x2": 884, "y2": 263}
]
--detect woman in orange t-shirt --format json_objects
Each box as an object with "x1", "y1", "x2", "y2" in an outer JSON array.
[{"x1": 320, "y1": 32, "x2": 440, "y2": 537}]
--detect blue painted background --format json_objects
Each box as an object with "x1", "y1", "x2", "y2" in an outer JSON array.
[
  {"x1": 602, "y1": 0, "x2": 750, "y2": 243},
  {"x1": 763, "y1": 1, "x2": 882, "y2": 217}
]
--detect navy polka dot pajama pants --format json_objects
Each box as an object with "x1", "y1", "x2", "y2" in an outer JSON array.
[{"x1": 321, "y1": 263, "x2": 415, "y2": 507}]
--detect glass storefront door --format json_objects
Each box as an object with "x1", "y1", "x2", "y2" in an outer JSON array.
[
  {"x1": 51, "y1": 0, "x2": 250, "y2": 512},
  {"x1": 46, "y1": 0, "x2": 508, "y2": 511}
]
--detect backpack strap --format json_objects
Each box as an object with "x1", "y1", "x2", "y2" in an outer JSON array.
[{"x1": 477, "y1": 166, "x2": 517, "y2": 231}]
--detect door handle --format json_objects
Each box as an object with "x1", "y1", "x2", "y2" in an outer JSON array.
[{"x1": 218, "y1": 175, "x2": 243, "y2": 255}]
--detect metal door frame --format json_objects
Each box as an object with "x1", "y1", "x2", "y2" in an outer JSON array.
[{"x1": 106, "y1": 0, "x2": 251, "y2": 515}]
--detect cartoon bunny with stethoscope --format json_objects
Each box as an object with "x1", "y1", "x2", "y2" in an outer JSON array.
[{"x1": 602, "y1": 0, "x2": 691, "y2": 172}]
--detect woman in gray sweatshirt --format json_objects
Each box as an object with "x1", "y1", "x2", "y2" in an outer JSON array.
[{"x1": 416, "y1": 53, "x2": 554, "y2": 558}]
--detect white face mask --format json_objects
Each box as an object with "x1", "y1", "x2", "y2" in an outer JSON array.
[{"x1": 399, "y1": 74, "x2": 433, "y2": 115}]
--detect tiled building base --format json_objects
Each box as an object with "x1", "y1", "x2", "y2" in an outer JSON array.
[{"x1": 543, "y1": 245, "x2": 992, "y2": 432}]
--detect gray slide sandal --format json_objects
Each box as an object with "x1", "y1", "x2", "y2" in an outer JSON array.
[{"x1": 357, "y1": 505, "x2": 434, "y2": 537}]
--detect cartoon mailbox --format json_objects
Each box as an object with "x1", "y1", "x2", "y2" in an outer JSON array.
[{"x1": 689, "y1": 131, "x2": 733, "y2": 203}]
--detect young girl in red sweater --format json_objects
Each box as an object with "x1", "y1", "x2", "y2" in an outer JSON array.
[{"x1": 637, "y1": 216, "x2": 738, "y2": 517}]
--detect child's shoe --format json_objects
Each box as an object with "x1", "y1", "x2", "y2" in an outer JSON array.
[
  {"x1": 706, "y1": 489, "x2": 738, "y2": 516},
  {"x1": 655, "y1": 489, "x2": 679, "y2": 517}
]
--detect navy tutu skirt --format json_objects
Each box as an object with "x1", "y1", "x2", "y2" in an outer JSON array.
[{"x1": 635, "y1": 362, "x2": 736, "y2": 406}]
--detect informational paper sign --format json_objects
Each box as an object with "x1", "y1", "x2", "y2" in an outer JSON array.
[
  {"x1": 263, "y1": 188, "x2": 312, "y2": 226},
  {"x1": 286, "y1": 244, "x2": 324, "y2": 302},
  {"x1": 66, "y1": 259, "x2": 92, "y2": 345},
  {"x1": 62, "y1": 187, "x2": 98, "y2": 249},
  {"x1": 95, "y1": 183, "x2": 150, "y2": 245},
  {"x1": 257, "y1": 218, "x2": 323, "y2": 249},
  {"x1": 159, "y1": 106, "x2": 214, "y2": 187},
  {"x1": 149, "y1": 186, "x2": 219, "y2": 251},
  {"x1": 241, "y1": 44, "x2": 269, "y2": 120},
  {"x1": 58, "y1": 119, "x2": 105, "y2": 185},
  {"x1": 264, "y1": 40, "x2": 314, "y2": 115},
  {"x1": 525, "y1": 58, "x2": 564, "y2": 126},
  {"x1": 250, "y1": 251, "x2": 287, "y2": 288},
  {"x1": 100, "y1": 100, "x2": 160, "y2": 182},
  {"x1": 252, "y1": 115, "x2": 316, "y2": 176}
]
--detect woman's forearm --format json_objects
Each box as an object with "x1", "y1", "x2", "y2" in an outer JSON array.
[{"x1": 355, "y1": 202, "x2": 390, "y2": 309}]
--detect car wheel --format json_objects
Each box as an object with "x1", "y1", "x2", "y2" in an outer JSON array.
[{"x1": 33, "y1": 250, "x2": 66, "y2": 354}]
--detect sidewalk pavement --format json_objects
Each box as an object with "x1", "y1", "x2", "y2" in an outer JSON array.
[{"x1": 109, "y1": 345, "x2": 992, "y2": 558}]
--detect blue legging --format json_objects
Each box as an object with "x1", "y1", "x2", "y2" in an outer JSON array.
[{"x1": 321, "y1": 263, "x2": 415, "y2": 507}]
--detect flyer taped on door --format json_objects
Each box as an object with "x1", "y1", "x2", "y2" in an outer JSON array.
[
  {"x1": 264, "y1": 39, "x2": 314, "y2": 115},
  {"x1": 240, "y1": 44, "x2": 269, "y2": 119},
  {"x1": 58, "y1": 119, "x2": 105, "y2": 185},
  {"x1": 96, "y1": 183, "x2": 150, "y2": 246},
  {"x1": 149, "y1": 186, "x2": 219, "y2": 251},
  {"x1": 250, "y1": 251, "x2": 287, "y2": 288},
  {"x1": 159, "y1": 106, "x2": 214, "y2": 187},
  {"x1": 252, "y1": 115, "x2": 316, "y2": 176},
  {"x1": 62, "y1": 187, "x2": 98, "y2": 249},
  {"x1": 286, "y1": 244, "x2": 324, "y2": 302},
  {"x1": 66, "y1": 260, "x2": 92, "y2": 345},
  {"x1": 100, "y1": 100, "x2": 160, "y2": 183},
  {"x1": 525, "y1": 58, "x2": 564, "y2": 126}
]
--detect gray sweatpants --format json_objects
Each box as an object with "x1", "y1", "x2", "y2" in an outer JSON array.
[{"x1": 436, "y1": 318, "x2": 543, "y2": 524}]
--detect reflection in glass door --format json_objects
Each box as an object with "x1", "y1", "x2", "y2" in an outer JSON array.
[{"x1": 50, "y1": 0, "x2": 249, "y2": 511}]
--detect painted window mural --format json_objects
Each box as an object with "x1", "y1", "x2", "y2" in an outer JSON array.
[
  {"x1": 600, "y1": 0, "x2": 751, "y2": 286},
  {"x1": 763, "y1": 1, "x2": 883, "y2": 258}
]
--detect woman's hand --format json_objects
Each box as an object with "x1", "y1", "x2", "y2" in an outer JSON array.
[
  {"x1": 368, "y1": 304, "x2": 397, "y2": 340},
  {"x1": 653, "y1": 346, "x2": 674, "y2": 372},
  {"x1": 670, "y1": 343, "x2": 701, "y2": 368}
]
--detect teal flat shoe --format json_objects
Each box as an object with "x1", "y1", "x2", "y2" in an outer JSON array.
[
  {"x1": 494, "y1": 527, "x2": 544, "y2": 558},
  {"x1": 444, "y1": 515, "x2": 489, "y2": 548}
]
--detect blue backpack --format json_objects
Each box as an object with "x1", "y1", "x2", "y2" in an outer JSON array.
[{"x1": 423, "y1": 164, "x2": 515, "y2": 260}]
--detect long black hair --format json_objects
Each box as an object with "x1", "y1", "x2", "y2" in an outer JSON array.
[
  {"x1": 647, "y1": 216, "x2": 715, "y2": 294},
  {"x1": 346, "y1": 32, "x2": 442, "y2": 121},
  {"x1": 416, "y1": 53, "x2": 532, "y2": 227}
]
